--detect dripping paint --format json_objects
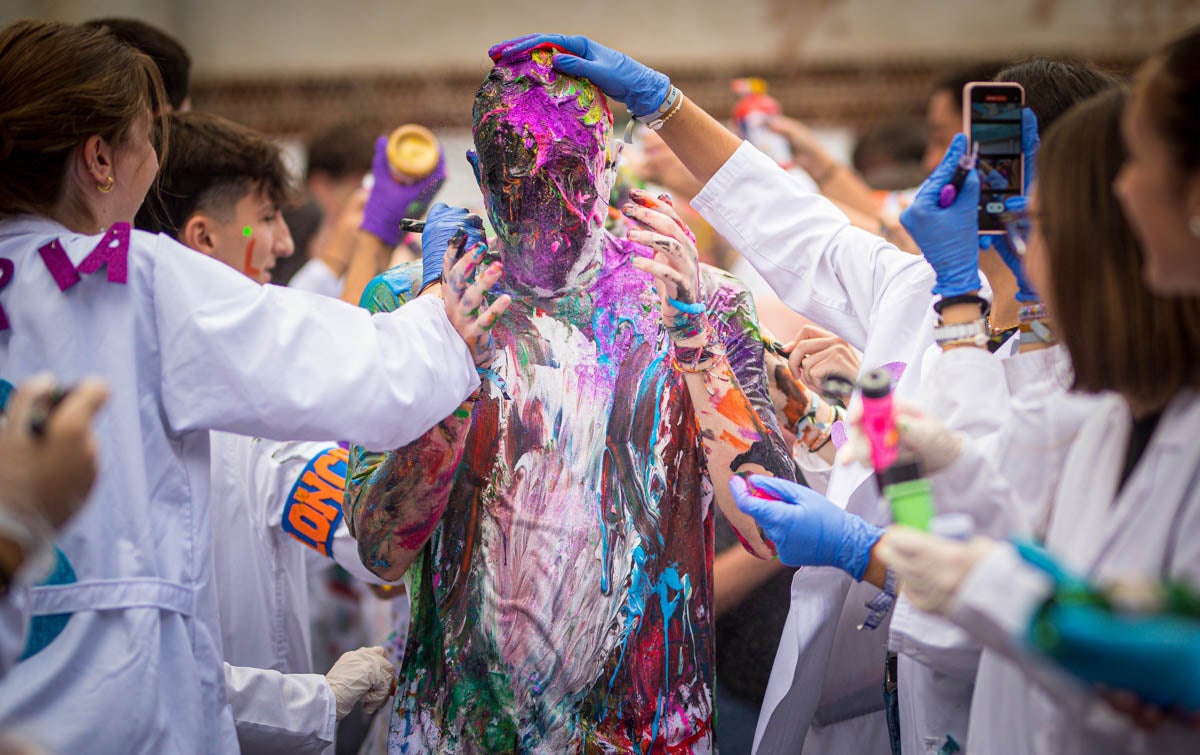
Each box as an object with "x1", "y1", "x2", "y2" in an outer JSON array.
[{"x1": 344, "y1": 45, "x2": 795, "y2": 754}]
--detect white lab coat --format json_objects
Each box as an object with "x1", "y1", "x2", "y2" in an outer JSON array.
[
  {"x1": 693, "y1": 142, "x2": 940, "y2": 753},
  {"x1": 953, "y1": 389, "x2": 1200, "y2": 754},
  {"x1": 288, "y1": 258, "x2": 344, "y2": 299},
  {"x1": 211, "y1": 434, "x2": 395, "y2": 753},
  {"x1": 0, "y1": 216, "x2": 477, "y2": 754}
]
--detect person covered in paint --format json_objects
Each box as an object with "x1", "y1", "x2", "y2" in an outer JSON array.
[
  {"x1": 344, "y1": 44, "x2": 795, "y2": 752},
  {"x1": 136, "y1": 110, "x2": 405, "y2": 753}
]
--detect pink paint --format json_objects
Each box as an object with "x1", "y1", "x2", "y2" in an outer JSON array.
[
  {"x1": 77, "y1": 223, "x2": 130, "y2": 284},
  {"x1": 37, "y1": 238, "x2": 81, "y2": 291},
  {"x1": 859, "y1": 369, "x2": 899, "y2": 472}
]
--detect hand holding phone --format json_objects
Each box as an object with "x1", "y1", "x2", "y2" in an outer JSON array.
[{"x1": 964, "y1": 82, "x2": 1025, "y2": 234}]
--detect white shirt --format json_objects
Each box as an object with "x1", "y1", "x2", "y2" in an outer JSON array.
[{"x1": 0, "y1": 216, "x2": 477, "y2": 754}]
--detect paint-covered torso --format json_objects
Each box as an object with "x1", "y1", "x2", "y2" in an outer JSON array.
[{"x1": 355, "y1": 234, "x2": 774, "y2": 753}]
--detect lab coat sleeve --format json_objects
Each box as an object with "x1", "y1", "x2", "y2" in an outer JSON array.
[
  {"x1": 691, "y1": 141, "x2": 936, "y2": 353},
  {"x1": 254, "y1": 440, "x2": 397, "y2": 586},
  {"x1": 948, "y1": 544, "x2": 1132, "y2": 732},
  {"x1": 223, "y1": 662, "x2": 337, "y2": 755},
  {"x1": 794, "y1": 449, "x2": 833, "y2": 496},
  {"x1": 145, "y1": 235, "x2": 479, "y2": 450},
  {"x1": 918, "y1": 346, "x2": 1026, "y2": 537},
  {"x1": 0, "y1": 583, "x2": 29, "y2": 679}
]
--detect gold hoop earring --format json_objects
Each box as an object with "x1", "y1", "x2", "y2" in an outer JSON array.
[{"x1": 97, "y1": 176, "x2": 114, "y2": 193}]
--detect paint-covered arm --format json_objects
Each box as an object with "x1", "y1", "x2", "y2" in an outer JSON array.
[
  {"x1": 624, "y1": 193, "x2": 795, "y2": 558},
  {"x1": 692, "y1": 274, "x2": 803, "y2": 558},
  {"x1": 344, "y1": 401, "x2": 475, "y2": 580},
  {"x1": 341, "y1": 263, "x2": 478, "y2": 580}
]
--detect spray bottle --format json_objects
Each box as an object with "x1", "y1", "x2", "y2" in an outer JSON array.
[
  {"x1": 731, "y1": 78, "x2": 795, "y2": 170},
  {"x1": 859, "y1": 368, "x2": 935, "y2": 530}
]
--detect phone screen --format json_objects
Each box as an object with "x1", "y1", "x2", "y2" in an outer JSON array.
[{"x1": 968, "y1": 84, "x2": 1024, "y2": 233}]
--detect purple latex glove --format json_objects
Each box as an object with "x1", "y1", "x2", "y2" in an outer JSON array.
[{"x1": 359, "y1": 136, "x2": 446, "y2": 248}]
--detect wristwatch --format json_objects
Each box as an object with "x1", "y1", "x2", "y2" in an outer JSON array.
[
  {"x1": 637, "y1": 86, "x2": 681, "y2": 131},
  {"x1": 933, "y1": 318, "x2": 989, "y2": 348}
]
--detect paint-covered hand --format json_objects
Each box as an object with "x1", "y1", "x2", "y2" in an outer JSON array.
[
  {"x1": 440, "y1": 236, "x2": 511, "y2": 371},
  {"x1": 490, "y1": 34, "x2": 670, "y2": 118},
  {"x1": 731, "y1": 474, "x2": 883, "y2": 578},
  {"x1": 875, "y1": 527, "x2": 998, "y2": 614},
  {"x1": 901, "y1": 133, "x2": 982, "y2": 297},
  {"x1": 325, "y1": 646, "x2": 396, "y2": 720},
  {"x1": 623, "y1": 190, "x2": 708, "y2": 345},
  {"x1": 361, "y1": 136, "x2": 446, "y2": 248},
  {"x1": 420, "y1": 203, "x2": 486, "y2": 290}
]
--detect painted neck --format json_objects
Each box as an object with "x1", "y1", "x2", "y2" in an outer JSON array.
[{"x1": 498, "y1": 228, "x2": 607, "y2": 298}]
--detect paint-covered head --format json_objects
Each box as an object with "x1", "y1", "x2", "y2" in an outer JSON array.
[{"x1": 472, "y1": 45, "x2": 617, "y2": 292}]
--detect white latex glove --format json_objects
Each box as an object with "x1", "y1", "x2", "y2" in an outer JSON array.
[
  {"x1": 325, "y1": 646, "x2": 396, "y2": 720},
  {"x1": 875, "y1": 526, "x2": 999, "y2": 614},
  {"x1": 842, "y1": 399, "x2": 965, "y2": 474}
]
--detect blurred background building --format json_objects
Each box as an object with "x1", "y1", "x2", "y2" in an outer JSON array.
[{"x1": 5, "y1": 0, "x2": 1197, "y2": 213}]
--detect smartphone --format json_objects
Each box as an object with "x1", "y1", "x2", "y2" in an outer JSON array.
[{"x1": 963, "y1": 82, "x2": 1025, "y2": 234}]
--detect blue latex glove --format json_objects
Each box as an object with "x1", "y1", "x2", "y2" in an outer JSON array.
[
  {"x1": 981, "y1": 198, "x2": 1040, "y2": 302},
  {"x1": 1021, "y1": 107, "x2": 1039, "y2": 194},
  {"x1": 489, "y1": 34, "x2": 671, "y2": 118},
  {"x1": 901, "y1": 133, "x2": 983, "y2": 297},
  {"x1": 730, "y1": 475, "x2": 883, "y2": 579},
  {"x1": 420, "y1": 202, "x2": 486, "y2": 289},
  {"x1": 360, "y1": 136, "x2": 446, "y2": 248}
]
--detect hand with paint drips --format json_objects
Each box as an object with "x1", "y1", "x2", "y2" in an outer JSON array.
[
  {"x1": 623, "y1": 190, "x2": 709, "y2": 350},
  {"x1": 438, "y1": 234, "x2": 511, "y2": 371}
]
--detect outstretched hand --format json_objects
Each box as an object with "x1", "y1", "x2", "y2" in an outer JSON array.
[
  {"x1": 437, "y1": 236, "x2": 511, "y2": 371},
  {"x1": 622, "y1": 190, "x2": 707, "y2": 345}
]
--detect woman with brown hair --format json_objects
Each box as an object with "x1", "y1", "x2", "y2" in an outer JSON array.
[
  {"x1": 1116, "y1": 25, "x2": 1200, "y2": 295},
  {"x1": 0, "y1": 19, "x2": 504, "y2": 754},
  {"x1": 877, "y1": 85, "x2": 1200, "y2": 752}
]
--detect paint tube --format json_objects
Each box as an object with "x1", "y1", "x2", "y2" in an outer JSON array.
[{"x1": 860, "y1": 368, "x2": 934, "y2": 530}]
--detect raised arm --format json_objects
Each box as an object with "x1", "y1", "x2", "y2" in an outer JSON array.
[{"x1": 623, "y1": 191, "x2": 794, "y2": 558}]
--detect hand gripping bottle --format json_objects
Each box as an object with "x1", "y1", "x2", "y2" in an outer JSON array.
[{"x1": 732, "y1": 77, "x2": 795, "y2": 169}]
